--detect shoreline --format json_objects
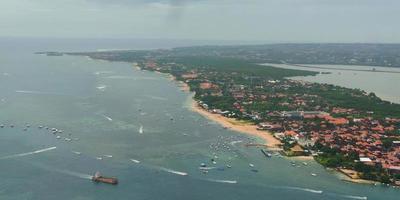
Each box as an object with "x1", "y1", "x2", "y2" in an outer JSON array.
[
  {"x1": 135, "y1": 63, "x2": 385, "y2": 186},
  {"x1": 189, "y1": 99, "x2": 282, "y2": 149}
]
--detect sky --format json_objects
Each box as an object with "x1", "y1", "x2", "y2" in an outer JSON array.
[{"x1": 1, "y1": 0, "x2": 399, "y2": 43}]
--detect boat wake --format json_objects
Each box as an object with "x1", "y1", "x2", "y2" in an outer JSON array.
[
  {"x1": 55, "y1": 169, "x2": 93, "y2": 180},
  {"x1": 204, "y1": 179, "x2": 238, "y2": 184},
  {"x1": 0, "y1": 147, "x2": 57, "y2": 160},
  {"x1": 15, "y1": 90, "x2": 63, "y2": 95},
  {"x1": 94, "y1": 71, "x2": 113, "y2": 75},
  {"x1": 326, "y1": 193, "x2": 368, "y2": 200},
  {"x1": 156, "y1": 167, "x2": 188, "y2": 176},
  {"x1": 275, "y1": 186, "x2": 323, "y2": 194},
  {"x1": 341, "y1": 195, "x2": 368, "y2": 200},
  {"x1": 229, "y1": 140, "x2": 243, "y2": 145},
  {"x1": 144, "y1": 95, "x2": 168, "y2": 101}
]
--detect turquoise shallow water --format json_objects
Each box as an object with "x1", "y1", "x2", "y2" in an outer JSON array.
[{"x1": 0, "y1": 39, "x2": 399, "y2": 200}]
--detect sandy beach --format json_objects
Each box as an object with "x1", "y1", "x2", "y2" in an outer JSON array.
[{"x1": 190, "y1": 100, "x2": 282, "y2": 149}]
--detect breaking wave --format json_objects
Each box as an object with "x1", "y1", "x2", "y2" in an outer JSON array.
[{"x1": 0, "y1": 147, "x2": 57, "y2": 160}]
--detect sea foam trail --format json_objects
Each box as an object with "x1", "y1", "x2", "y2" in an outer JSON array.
[
  {"x1": 205, "y1": 179, "x2": 238, "y2": 184},
  {"x1": 326, "y1": 193, "x2": 368, "y2": 200},
  {"x1": 54, "y1": 169, "x2": 93, "y2": 180},
  {"x1": 156, "y1": 167, "x2": 188, "y2": 176},
  {"x1": 0, "y1": 147, "x2": 57, "y2": 160},
  {"x1": 276, "y1": 186, "x2": 323, "y2": 194},
  {"x1": 15, "y1": 90, "x2": 63, "y2": 95}
]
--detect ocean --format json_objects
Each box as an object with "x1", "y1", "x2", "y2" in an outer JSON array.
[{"x1": 0, "y1": 38, "x2": 399, "y2": 200}]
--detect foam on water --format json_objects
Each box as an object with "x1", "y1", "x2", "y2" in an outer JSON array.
[
  {"x1": 326, "y1": 193, "x2": 368, "y2": 200},
  {"x1": 205, "y1": 179, "x2": 238, "y2": 184},
  {"x1": 15, "y1": 90, "x2": 63, "y2": 95},
  {"x1": 0, "y1": 147, "x2": 57, "y2": 160},
  {"x1": 276, "y1": 186, "x2": 323, "y2": 194},
  {"x1": 156, "y1": 167, "x2": 188, "y2": 176}
]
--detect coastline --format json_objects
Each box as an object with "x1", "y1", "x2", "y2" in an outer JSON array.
[
  {"x1": 189, "y1": 98, "x2": 282, "y2": 149},
  {"x1": 136, "y1": 63, "x2": 383, "y2": 186}
]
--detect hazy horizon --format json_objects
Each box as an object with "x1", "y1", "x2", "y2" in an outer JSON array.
[{"x1": 1, "y1": 0, "x2": 399, "y2": 43}]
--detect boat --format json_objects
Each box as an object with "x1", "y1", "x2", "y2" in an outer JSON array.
[
  {"x1": 303, "y1": 162, "x2": 308, "y2": 166},
  {"x1": 56, "y1": 136, "x2": 61, "y2": 139},
  {"x1": 139, "y1": 125, "x2": 143, "y2": 134},
  {"x1": 0, "y1": 124, "x2": 4, "y2": 128},
  {"x1": 103, "y1": 155, "x2": 113, "y2": 158},
  {"x1": 92, "y1": 172, "x2": 118, "y2": 185},
  {"x1": 72, "y1": 151, "x2": 81, "y2": 155},
  {"x1": 311, "y1": 173, "x2": 317, "y2": 177},
  {"x1": 96, "y1": 157, "x2": 103, "y2": 160},
  {"x1": 130, "y1": 159, "x2": 140, "y2": 163},
  {"x1": 249, "y1": 163, "x2": 255, "y2": 167},
  {"x1": 260, "y1": 149, "x2": 272, "y2": 158}
]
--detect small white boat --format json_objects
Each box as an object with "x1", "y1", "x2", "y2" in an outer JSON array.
[
  {"x1": 139, "y1": 125, "x2": 144, "y2": 134},
  {"x1": 96, "y1": 157, "x2": 103, "y2": 160},
  {"x1": 103, "y1": 155, "x2": 113, "y2": 158},
  {"x1": 64, "y1": 138, "x2": 72, "y2": 142},
  {"x1": 249, "y1": 163, "x2": 255, "y2": 167},
  {"x1": 130, "y1": 159, "x2": 141, "y2": 163},
  {"x1": 311, "y1": 173, "x2": 317, "y2": 177},
  {"x1": 226, "y1": 164, "x2": 232, "y2": 168},
  {"x1": 56, "y1": 136, "x2": 61, "y2": 139},
  {"x1": 303, "y1": 162, "x2": 308, "y2": 166},
  {"x1": 72, "y1": 151, "x2": 81, "y2": 155}
]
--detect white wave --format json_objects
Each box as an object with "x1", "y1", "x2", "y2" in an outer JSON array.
[
  {"x1": 205, "y1": 179, "x2": 237, "y2": 184},
  {"x1": 157, "y1": 167, "x2": 188, "y2": 176},
  {"x1": 277, "y1": 186, "x2": 323, "y2": 194},
  {"x1": 130, "y1": 159, "x2": 141, "y2": 163},
  {"x1": 0, "y1": 147, "x2": 57, "y2": 159}
]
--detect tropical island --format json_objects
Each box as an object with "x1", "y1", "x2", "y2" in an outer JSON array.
[{"x1": 64, "y1": 43, "x2": 400, "y2": 186}]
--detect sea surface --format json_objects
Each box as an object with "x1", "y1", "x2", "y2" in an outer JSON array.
[
  {"x1": 263, "y1": 63, "x2": 400, "y2": 104},
  {"x1": 0, "y1": 38, "x2": 399, "y2": 200}
]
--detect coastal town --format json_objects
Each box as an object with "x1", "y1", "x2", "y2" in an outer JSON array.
[{"x1": 67, "y1": 47, "x2": 400, "y2": 186}]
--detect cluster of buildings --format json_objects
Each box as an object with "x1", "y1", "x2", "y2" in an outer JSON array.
[{"x1": 139, "y1": 59, "x2": 400, "y2": 184}]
